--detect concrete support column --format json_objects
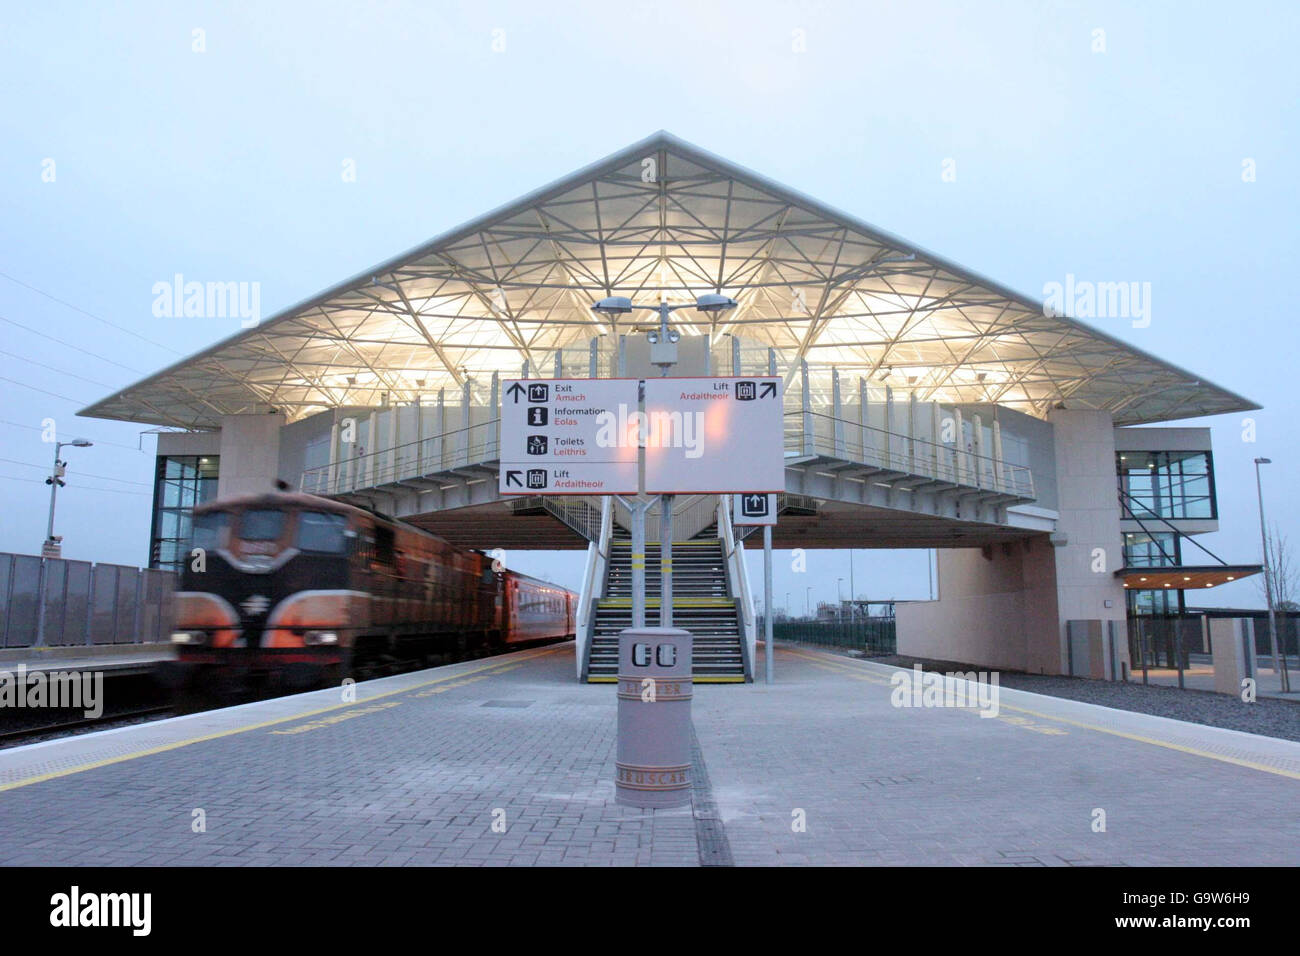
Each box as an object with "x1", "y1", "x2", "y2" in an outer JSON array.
[
  {"x1": 859, "y1": 378, "x2": 871, "y2": 463},
  {"x1": 801, "y1": 360, "x2": 814, "y2": 456},
  {"x1": 952, "y1": 408, "x2": 964, "y2": 484},
  {"x1": 908, "y1": 392, "x2": 918, "y2": 474},
  {"x1": 435, "y1": 389, "x2": 445, "y2": 471},
  {"x1": 327, "y1": 420, "x2": 340, "y2": 494},
  {"x1": 884, "y1": 384, "x2": 895, "y2": 469},
  {"x1": 832, "y1": 368, "x2": 845, "y2": 458},
  {"x1": 367, "y1": 411, "x2": 378, "y2": 486},
  {"x1": 216, "y1": 412, "x2": 285, "y2": 498},
  {"x1": 992, "y1": 419, "x2": 1005, "y2": 492},
  {"x1": 460, "y1": 380, "x2": 471, "y2": 466}
]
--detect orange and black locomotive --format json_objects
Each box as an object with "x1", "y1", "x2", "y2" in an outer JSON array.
[{"x1": 158, "y1": 491, "x2": 574, "y2": 701}]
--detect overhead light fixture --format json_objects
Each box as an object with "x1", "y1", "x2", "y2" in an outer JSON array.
[
  {"x1": 695, "y1": 293, "x2": 738, "y2": 314},
  {"x1": 591, "y1": 296, "x2": 633, "y2": 318}
]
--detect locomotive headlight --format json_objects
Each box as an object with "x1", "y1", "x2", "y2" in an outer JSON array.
[
  {"x1": 304, "y1": 630, "x2": 339, "y2": 645},
  {"x1": 171, "y1": 631, "x2": 208, "y2": 645}
]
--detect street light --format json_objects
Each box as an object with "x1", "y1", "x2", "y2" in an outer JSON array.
[
  {"x1": 589, "y1": 293, "x2": 739, "y2": 631},
  {"x1": 45, "y1": 438, "x2": 93, "y2": 553},
  {"x1": 36, "y1": 438, "x2": 93, "y2": 647},
  {"x1": 1254, "y1": 457, "x2": 1289, "y2": 692},
  {"x1": 592, "y1": 293, "x2": 738, "y2": 375}
]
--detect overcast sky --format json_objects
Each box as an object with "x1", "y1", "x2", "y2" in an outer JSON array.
[{"x1": 1, "y1": 1, "x2": 1295, "y2": 611}]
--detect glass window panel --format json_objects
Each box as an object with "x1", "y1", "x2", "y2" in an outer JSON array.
[
  {"x1": 239, "y1": 509, "x2": 285, "y2": 541},
  {"x1": 297, "y1": 511, "x2": 348, "y2": 553},
  {"x1": 192, "y1": 511, "x2": 228, "y2": 550}
]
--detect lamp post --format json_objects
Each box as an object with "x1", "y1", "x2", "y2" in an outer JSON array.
[
  {"x1": 805, "y1": 586, "x2": 812, "y2": 619},
  {"x1": 590, "y1": 293, "x2": 738, "y2": 632},
  {"x1": 36, "y1": 438, "x2": 93, "y2": 645},
  {"x1": 44, "y1": 438, "x2": 93, "y2": 554},
  {"x1": 1254, "y1": 458, "x2": 1289, "y2": 692}
]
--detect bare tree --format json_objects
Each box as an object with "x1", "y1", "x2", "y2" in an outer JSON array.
[{"x1": 1257, "y1": 522, "x2": 1297, "y2": 609}]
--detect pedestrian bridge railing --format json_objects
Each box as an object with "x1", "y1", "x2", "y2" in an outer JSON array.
[
  {"x1": 300, "y1": 407, "x2": 1035, "y2": 506},
  {"x1": 786, "y1": 411, "x2": 1035, "y2": 500}
]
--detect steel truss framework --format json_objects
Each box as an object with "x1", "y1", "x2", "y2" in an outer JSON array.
[{"x1": 81, "y1": 132, "x2": 1256, "y2": 429}]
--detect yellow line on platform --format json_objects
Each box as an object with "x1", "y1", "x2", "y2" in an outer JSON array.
[
  {"x1": 782, "y1": 647, "x2": 1300, "y2": 781},
  {"x1": 0, "y1": 645, "x2": 566, "y2": 794}
]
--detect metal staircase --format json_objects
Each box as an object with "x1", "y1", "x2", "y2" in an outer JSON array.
[{"x1": 585, "y1": 537, "x2": 747, "y2": 683}]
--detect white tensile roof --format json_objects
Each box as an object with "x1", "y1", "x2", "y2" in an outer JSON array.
[{"x1": 81, "y1": 131, "x2": 1256, "y2": 429}]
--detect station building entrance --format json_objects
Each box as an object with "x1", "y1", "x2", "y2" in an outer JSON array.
[{"x1": 80, "y1": 132, "x2": 1261, "y2": 683}]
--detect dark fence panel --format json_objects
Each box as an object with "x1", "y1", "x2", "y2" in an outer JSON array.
[
  {"x1": 0, "y1": 552, "x2": 176, "y2": 647},
  {"x1": 770, "y1": 617, "x2": 897, "y2": 655}
]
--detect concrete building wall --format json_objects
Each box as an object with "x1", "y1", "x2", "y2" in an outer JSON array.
[
  {"x1": 898, "y1": 408, "x2": 1130, "y2": 676},
  {"x1": 278, "y1": 410, "x2": 334, "y2": 489},
  {"x1": 156, "y1": 431, "x2": 220, "y2": 458},
  {"x1": 216, "y1": 413, "x2": 285, "y2": 498},
  {"x1": 1114, "y1": 426, "x2": 1212, "y2": 452},
  {"x1": 897, "y1": 536, "x2": 1059, "y2": 672},
  {"x1": 1047, "y1": 409, "x2": 1129, "y2": 669}
]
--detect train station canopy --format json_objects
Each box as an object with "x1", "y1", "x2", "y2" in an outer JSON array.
[{"x1": 82, "y1": 131, "x2": 1257, "y2": 430}]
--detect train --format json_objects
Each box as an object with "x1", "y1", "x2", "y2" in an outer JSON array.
[{"x1": 157, "y1": 491, "x2": 575, "y2": 704}]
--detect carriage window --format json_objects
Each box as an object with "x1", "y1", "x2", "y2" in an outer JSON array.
[
  {"x1": 297, "y1": 511, "x2": 348, "y2": 553},
  {"x1": 192, "y1": 511, "x2": 228, "y2": 550},
  {"x1": 239, "y1": 509, "x2": 285, "y2": 541},
  {"x1": 373, "y1": 525, "x2": 396, "y2": 566}
]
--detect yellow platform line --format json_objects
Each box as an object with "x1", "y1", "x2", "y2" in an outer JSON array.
[
  {"x1": 782, "y1": 647, "x2": 1300, "y2": 782},
  {"x1": 0, "y1": 645, "x2": 567, "y2": 794}
]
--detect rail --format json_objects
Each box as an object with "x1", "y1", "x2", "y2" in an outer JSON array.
[
  {"x1": 300, "y1": 418, "x2": 501, "y2": 496},
  {"x1": 718, "y1": 498, "x2": 756, "y2": 678},
  {"x1": 784, "y1": 410, "x2": 1035, "y2": 499}
]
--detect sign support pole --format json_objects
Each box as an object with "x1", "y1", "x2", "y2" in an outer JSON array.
[
  {"x1": 631, "y1": 497, "x2": 649, "y2": 629},
  {"x1": 764, "y1": 523, "x2": 774, "y2": 684},
  {"x1": 661, "y1": 494, "x2": 674, "y2": 628}
]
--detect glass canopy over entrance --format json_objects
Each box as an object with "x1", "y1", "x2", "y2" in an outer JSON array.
[{"x1": 81, "y1": 131, "x2": 1256, "y2": 431}]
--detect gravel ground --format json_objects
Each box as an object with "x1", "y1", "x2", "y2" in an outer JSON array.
[{"x1": 815, "y1": 649, "x2": 1300, "y2": 743}]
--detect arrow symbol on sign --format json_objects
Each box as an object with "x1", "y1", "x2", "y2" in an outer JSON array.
[
  {"x1": 506, "y1": 382, "x2": 527, "y2": 404},
  {"x1": 506, "y1": 470, "x2": 524, "y2": 487},
  {"x1": 760, "y1": 382, "x2": 777, "y2": 399}
]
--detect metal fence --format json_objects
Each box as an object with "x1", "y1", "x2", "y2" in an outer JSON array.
[
  {"x1": 0, "y1": 552, "x2": 176, "y2": 648},
  {"x1": 770, "y1": 617, "x2": 897, "y2": 655}
]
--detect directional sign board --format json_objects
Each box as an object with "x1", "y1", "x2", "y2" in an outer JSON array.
[
  {"x1": 644, "y1": 376, "x2": 783, "y2": 494},
  {"x1": 733, "y1": 493, "x2": 777, "y2": 526},
  {"x1": 499, "y1": 378, "x2": 639, "y2": 495}
]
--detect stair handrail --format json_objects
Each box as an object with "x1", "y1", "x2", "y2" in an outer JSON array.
[
  {"x1": 576, "y1": 495, "x2": 614, "y2": 680},
  {"x1": 717, "y1": 497, "x2": 756, "y2": 680}
]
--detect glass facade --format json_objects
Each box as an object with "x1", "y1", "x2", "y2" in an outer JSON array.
[
  {"x1": 1116, "y1": 450, "x2": 1216, "y2": 520},
  {"x1": 149, "y1": 455, "x2": 220, "y2": 572},
  {"x1": 1122, "y1": 532, "x2": 1185, "y2": 615}
]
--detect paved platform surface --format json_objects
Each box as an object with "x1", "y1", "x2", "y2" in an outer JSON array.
[
  {"x1": 0, "y1": 642, "x2": 1296, "y2": 866},
  {"x1": 0, "y1": 643, "x2": 173, "y2": 674}
]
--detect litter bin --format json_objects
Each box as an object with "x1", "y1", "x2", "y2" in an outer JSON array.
[{"x1": 615, "y1": 627, "x2": 693, "y2": 809}]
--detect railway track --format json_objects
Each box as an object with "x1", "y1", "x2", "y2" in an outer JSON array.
[{"x1": 0, "y1": 705, "x2": 175, "y2": 748}]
